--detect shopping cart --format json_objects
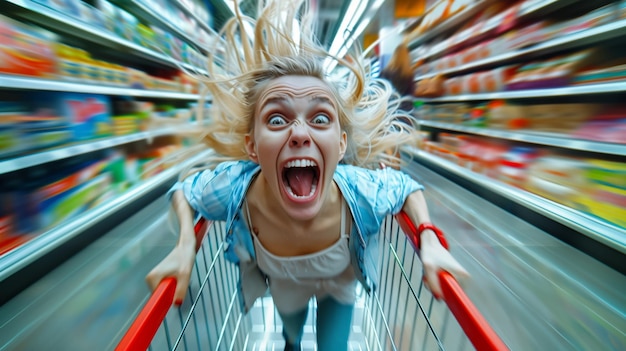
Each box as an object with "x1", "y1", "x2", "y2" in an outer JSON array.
[{"x1": 116, "y1": 213, "x2": 508, "y2": 351}]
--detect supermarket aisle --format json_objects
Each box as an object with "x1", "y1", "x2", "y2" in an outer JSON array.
[{"x1": 1, "y1": 0, "x2": 625, "y2": 350}]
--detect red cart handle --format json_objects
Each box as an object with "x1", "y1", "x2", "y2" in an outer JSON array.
[
  {"x1": 395, "y1": 212, "x2": 509, "y2": 351},
  {"x1": 115, "y1": 218, "x2": 209, "y2": 351}
]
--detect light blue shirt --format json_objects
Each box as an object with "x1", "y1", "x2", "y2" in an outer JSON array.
[{"x1": 170, "y1": 160, "x2": 424, "y2": 311}]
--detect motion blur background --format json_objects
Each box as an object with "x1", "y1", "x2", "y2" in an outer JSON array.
[{"x1": 0, "y1": 0, "x2": 624, "y2": 350}]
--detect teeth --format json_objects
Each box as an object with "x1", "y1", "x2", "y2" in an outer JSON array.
[{"x1": 285, "y1": 159, "x2": 317, "y2": 168}]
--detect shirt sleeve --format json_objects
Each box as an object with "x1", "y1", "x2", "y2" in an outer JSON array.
[
  {"x1": 378, "y1": 167, "x2": 424, "y2": 214},
  {"x1": 166, "y1": 162, "x2": 237, "y2": 221},
  {"x1": 350, "y1": 166, "x2": 424, "y2": 219}
]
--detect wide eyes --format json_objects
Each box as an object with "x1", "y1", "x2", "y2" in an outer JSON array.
[
  {"x1": 311, "y1": 114, "x2": 330, "y2": 124},
  {"x1": 268, "y1": 115, "x2": 288, "y2": 125},
  {"x1": 266, "y1": 113, "x2": 331, "y2": 127}
]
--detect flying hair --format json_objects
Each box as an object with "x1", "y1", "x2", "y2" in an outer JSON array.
[{"x1": 180, "y1": 0, "x2": 418, "y2": 178}]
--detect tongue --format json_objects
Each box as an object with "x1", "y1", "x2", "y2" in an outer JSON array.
[{"x1": 286, "y1": 168, "x2": 315, "y2": 196}]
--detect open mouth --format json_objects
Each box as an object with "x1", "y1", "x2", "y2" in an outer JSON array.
[{"x1": 282, "y1": 159, "x2": 320, "y2": 200}]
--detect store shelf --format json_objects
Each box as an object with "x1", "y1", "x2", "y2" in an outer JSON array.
[
  {"x1": 0, "y1": 149, "x2": 213, "y2": 281},
  {"x1": 408, "y1": 0, "x2": 491, "y2": 50},
  {"x1": 108, "y1": 0, "x2": 213, "y2": 55},
  {"x1": 174, "y1": 0, "x2": 217, "y2": 36},
  {"x1": 0, "y1": 75, "x2": 200, "y2": 99},
  {"x1": 422, "y1": 0, "x2": 583, "y2": 63},
  {"x1": 405, "y1": 147, "x2": 626, "y2": 255},
  {"x1": 0, "y1": 127, "x2": 198, "y2": 175},
  {"x1": 1, "y1": 0, "x2": 206, "y2": 74},
  {"x1": 418, "y1": 81, "x2": 626, "y2": 102},
  {"x1": 416, "y1": 17, "x2": 626, "y2": 80},
  {"x1": 419, "y1": 121, "x2": 626, "y2": 156}
]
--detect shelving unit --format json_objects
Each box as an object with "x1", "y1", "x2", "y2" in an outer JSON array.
[
  {"x1": 107, "y1": 0, "x2": 214, "y2": 54},
  {"x1": 1, "y1": 0, "x2": 208, "y2": 73},
  {"x1": 0, "y1": 127, "x2": 198, "y2": 175},
  {"x1": 406, "y1": 147, "x2": 626, "y2": 255},
  {"x1": 0, "y1": 149, "x2": 213, "y2": 282},
  {"x1": 404, "y1": 0, "x2": 626, "y2": 266},
  {"x1": 418, "y1": 120, "x2": 626, "y2": 156},
  {"x1": 0, "y1": 74, "x2": 201, "y2": 98},
  {"x1": 415, "y1": 17, "x2": 626, "y2": 80},
  {"x1": 0, "y1": 0, "x2": 226, "y2": 294},
  {"x1": 413, "y1": 0, "x2": 584, "y2": 62},
  {"x1": 419, "y1": 81, "x2": 626, "y2": 101},
  {"x1": 407, "y1": 0, "x2": 490, "y2": 51}
]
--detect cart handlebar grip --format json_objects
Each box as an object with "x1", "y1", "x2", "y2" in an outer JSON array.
[
  {"x1": 395, "y1": 211, "x2": 509, "y2": 351},
  {"x1": 115, "y1": 218, "x2": 209, "y2": 351}
]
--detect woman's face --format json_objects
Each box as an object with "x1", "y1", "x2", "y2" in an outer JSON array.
[{"x1": 245, "y1": 75, "x2": 347, "y2": 222}]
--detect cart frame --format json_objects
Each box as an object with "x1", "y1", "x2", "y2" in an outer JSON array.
[{"x1": 116, "y1": 212, "x2": 508, "y2": 351}]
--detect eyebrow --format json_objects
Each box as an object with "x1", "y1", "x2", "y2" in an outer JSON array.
[
  {"x1": 261, "y1": 95, "x2": 335, "y2": 109},
  {"x1": 310, "y1": 96, "x2": 335, "y2": 107}
]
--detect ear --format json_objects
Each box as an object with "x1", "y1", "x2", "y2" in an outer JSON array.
[
  {"x1": 244, "y1": 133, "x2": 259, "y2": 163},
  {"x1": 338, "y1": 131, "x2": 347, "y2": 161}
]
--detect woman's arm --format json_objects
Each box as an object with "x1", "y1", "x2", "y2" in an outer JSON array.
[
  {"x1": 145, "y1": 190, "x2": 198, "y2": 305},
  {"x1": 402, "y1": 190, "x2": 469, "y2": 299}
]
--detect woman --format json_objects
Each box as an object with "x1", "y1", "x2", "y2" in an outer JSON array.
[{"x1": 146, "y1": 1, "x2": 468, "y2": 350}]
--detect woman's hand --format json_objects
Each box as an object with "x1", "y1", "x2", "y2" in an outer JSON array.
[
  {"x1": 419, "y1": 229, "x2": 469, "y2": 299},
  {"x1": 145, "y1": 235, "x2": 197, "y2": 306}
]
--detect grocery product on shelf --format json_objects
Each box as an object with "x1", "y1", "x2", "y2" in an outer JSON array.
[
  {"x1": 421, "y1": 132, "x2": 626, "y2": 229},
  {"x1": 0, "y1": 14, "x2": 57, "y2": 78},
  {"x1": 0, "y1": 101, "x2": 72, "y2": 159},
  {"x1": 572, "y1": 105, "x2": 626, "y2": 144},
  {"x1": 505, "y1": 48, "x2": 600, "y2": 91},
  {"x1": 32, "y1": 92, "x2": 112, "y2": 141},
  {"x1": 0, "y1": 136, "x2": 187, "y2": 255}
]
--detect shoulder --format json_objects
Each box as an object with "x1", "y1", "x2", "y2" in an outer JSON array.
[
  {"x1": 212, "y1": 160, "x2": 260, "y2": 176},
  {"x1": 185, "y1": 160, "x2": 260, "y2": 194},
  {"x1": 335, "y1": 163, "x2": 417, "y2": 186}
]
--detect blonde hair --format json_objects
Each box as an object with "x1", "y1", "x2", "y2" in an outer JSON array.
[{"x1": 189, "y1": 0, "x2": 417, "y2": 171}]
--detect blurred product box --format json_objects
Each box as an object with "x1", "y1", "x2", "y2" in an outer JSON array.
[
  {"x1": 36, "y1": 173, "x2": 111, "y2": 230},
  {"x1": 572, "y1": 105, "x2": 626, "y2": 144},
  {"x1": 506, "y1": 48, "x2": 599, "y2": 90},
  {"x1": 0, "y1": 101, "x2": 72, "y2": 159},
  {"x1": 0, "y1": 14, "x2": 57, "y2": 78},
  {"x1": 31, "y1": 92, "x2": 112, "y2": 141},
  {"x1": 9, "y1": 156, "x2": 112, "y2": 233},
  {"x1": 525, "y1": 103, "x2": 598, "y2": 133},
  {"x1": 583, "y1": 160, "x2": 626, "y2": 228},
  {"x1": 525, "y1": 155, "x2": 586, "y2": 207},
  {"x1": 497, "y1": 146, "x2": 540, "y2": 188}
]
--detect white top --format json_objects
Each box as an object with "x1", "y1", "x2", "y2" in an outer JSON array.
[{"x1": 245, "y1": 200, "x2": 357, "y2": 314}]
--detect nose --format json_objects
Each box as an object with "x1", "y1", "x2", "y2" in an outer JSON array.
[{"x1": 289, "y1": 120, "x2": 311, "y2": 147}]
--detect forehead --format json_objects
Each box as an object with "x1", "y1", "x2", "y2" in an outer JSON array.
[{"x1": 258, "y1": 75, "x2": 335, "y2": 105}]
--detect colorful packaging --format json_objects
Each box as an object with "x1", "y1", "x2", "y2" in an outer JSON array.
[
  {"x1": 0, "y1": 14, "x2": 57, "y2": 78},
  {"x1": 31, "y1": 92, "x2": 112, "y2": 141}
]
